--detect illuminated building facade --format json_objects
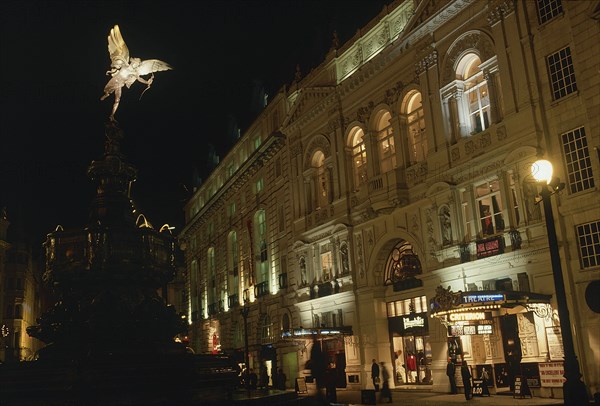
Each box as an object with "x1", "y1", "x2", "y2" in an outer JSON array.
[
  {"x1": 180, "y1": 0, "x2": 599, "y2": 398},
  {"x1": 0, "y1": 213, "x2": 44, "y2": 362}
]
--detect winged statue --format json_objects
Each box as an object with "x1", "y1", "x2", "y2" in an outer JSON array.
[{"x1": 100, "y1": 25, "x2": 172, "y2": 121}]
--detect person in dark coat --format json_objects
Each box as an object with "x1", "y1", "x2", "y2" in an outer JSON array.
[
  {"x1": 371, "y1": 359, "x2": 380, "y2": 391},
  {"x1": 461, "y1": 361, "x2": 472, "y2": 400},
  {"x1": 446, "y1": 357, "x2": 458, "y2": 394},
  {"x1": 379, "y1": 361, "x2": 392, "y2": 403}
]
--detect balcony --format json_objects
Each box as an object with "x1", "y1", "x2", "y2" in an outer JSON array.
[
  {"x1": 310, "y1": 280, "x2": 340, "y2": 299},
  {"x1": 254, "y1": 281, "x2": 269, "y2": 298},
  {"x1": 228, "y1": 294, "x2": 239, "y2": 308},
  {"x1": 278, "y1": 273, "x2": 288, "y2": 289}
]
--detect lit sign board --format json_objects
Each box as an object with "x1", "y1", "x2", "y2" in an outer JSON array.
[
  {"x1": 476, "y1": 236, "x2": 505, "y2": 259},
  {"x1": 448, "y1": 324, "x2": 493, "y2": 336},
  {"x1": 403, "y1": 316, "x2": 425, "y2": 330},
  {"x1": 448, "y1": 312, "x2": 491, "y2": 322},
  {"x1": 462, "y1": 294, "x2": 504, "y2": 303}
]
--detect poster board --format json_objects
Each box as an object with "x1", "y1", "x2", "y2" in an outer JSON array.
[
  {"x1": 295, "y1": 377, "x2": 308, "y2": 393},
  {"x1": 539, "y1": 362, "x2": 566, "y2": 388},
  {"x1": 514, "y1": 376, "x2": 532, "y2": 398},
  {"x1": 472, "y1": 379, "x2": 490, "y2": 397},
  {"x1": 546, "y1": 326, "x2": 565, "y2": 361}
]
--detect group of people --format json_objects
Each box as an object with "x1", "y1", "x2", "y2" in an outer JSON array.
[
  {"x1": 446, "y1": 358, "x2": 479, "y2": 400},
  {"x1": 371, "y1": 359, "x2": 393, "y2": 403},
  {"x1": 239, "y1": 367, "x2": 287, "y2": 391}
]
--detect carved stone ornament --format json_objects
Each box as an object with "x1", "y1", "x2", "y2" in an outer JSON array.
[
  {"x1": 487, "y1": 0, "x2": 516, "y2": 26},
  {"x1": 442, "y1": 31, "x2": 495, "y2": 86},
  {"x1": 431, "y1": 285, "x2": 459, "y2": 313},
  {"x1": 303, "y1": 135, "x2": 331, "y2": 170}
]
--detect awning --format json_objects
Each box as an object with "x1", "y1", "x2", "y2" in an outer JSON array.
[{"x1": 430, "y1": 289, "x2": 552, "y2": 317}]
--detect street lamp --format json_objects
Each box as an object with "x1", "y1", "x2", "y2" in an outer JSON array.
[
  {"x1": 240, "y1": 303, "x2": 250, "y2": 390},
  {"x1": 531, "y1": 159, "x2": 589, "y2": 405}
]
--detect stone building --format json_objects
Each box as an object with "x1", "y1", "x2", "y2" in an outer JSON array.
[
  {"x1": 179, "y1": 0, "x2": 599, "y2": 399},
  {"x1": 0, "y1": 212, "x2": 45, "y2": 362}
]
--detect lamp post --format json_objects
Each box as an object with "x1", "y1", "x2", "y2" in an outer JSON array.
[
  {"x1": 532, "y1": 159, "x2": 588, "y2": 405},
  {"x1": 240, "y1": 303, "x2": 250, "y2": 390}
]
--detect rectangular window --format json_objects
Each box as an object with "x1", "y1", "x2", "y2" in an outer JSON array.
[
  {"x1": 461, "y1": 189, "x2": 475, "y2": 241},
  {"x1": 576, "y1": 221, "x2": 600, "y2": 269},
  {"x1": 537, "y1": 0, "x2": 563, "y2": 24},
  {"x1": 321, "y1": 251, "x2": 333, "y2": 281},
  {"x1": 475, "y1": 179, "x2": 506, "y2": 237},
  {"x1": 561, "y1": 127, "x2": 595, "y2": 194},
  {"x1": 547, "y1": 46, "x2": 577, "y2": 100},
  {"x1": 228, "y1": 202, "x2": 236, "y2": 218},
  {"x1": 227, "y1": 164, "x2": 235, "y2": 178},
  {"x1": 255, "y1": 178, "x2": 264, "y2": 194},
  {"x1": 253, "y1": 136, "x2": 262, "y2": 151}
]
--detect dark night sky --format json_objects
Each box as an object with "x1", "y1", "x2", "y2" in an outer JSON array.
[{"x1": 0, "y1": 0, "x2": 390, "y2": 248}]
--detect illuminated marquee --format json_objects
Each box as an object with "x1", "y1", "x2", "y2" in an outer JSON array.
[
  {"x1": 448, "y1": 312, "x2": 491, "y2": 322},
  {"x1": 462, "y1": 294, "x2": 504, "y2": 303}
]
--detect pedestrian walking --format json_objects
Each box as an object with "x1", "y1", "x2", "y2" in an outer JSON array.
[
  {"x1": 276, "y1": 368, "x2": 287, "y2": 390},
  {"x1": 379, "y1": 361, "x2": 392, "y2": 403},
  {"x1": 371, "y1": 359, "x2": 380, "y2": 391},
  {"x1": 461, "y1": 360, "x2": 472, "y2": 400},
  {"x1": 446, "y1": 357, "x2": 458, "y2": 394}
]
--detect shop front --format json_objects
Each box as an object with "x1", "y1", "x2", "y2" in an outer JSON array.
[
  {"x1": 430, "y1": 287, "x2": 563, "y2": 398},
  {"x1": 281, "y1": 326, "x2": 352, "y2": 388},
  {"x1": 387, "y1": 296, "x2": 433, "y2": 385}
]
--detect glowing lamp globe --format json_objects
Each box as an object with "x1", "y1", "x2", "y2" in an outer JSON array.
[{"x1": 531, "y1": 159, "x2": 553, "y2": 184}]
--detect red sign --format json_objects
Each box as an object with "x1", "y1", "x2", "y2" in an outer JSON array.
[{"x1": 476, "y1": 236, "x2": 504, "y2": 259}]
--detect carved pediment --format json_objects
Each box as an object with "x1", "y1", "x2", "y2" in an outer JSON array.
[{"x1": 284, "y1": 87, "x2": 335, "y2": 128}]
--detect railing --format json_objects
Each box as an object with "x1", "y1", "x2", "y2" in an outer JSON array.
[
  {"x1": 278, "y1": 273, "x2": 288, "y2": 289},
  {"x1": 254, "y1": 281, "x2": 269, "y2": 298},
  {"x1": 228, "y1": 294, "x2": 239, "y2": 308}
]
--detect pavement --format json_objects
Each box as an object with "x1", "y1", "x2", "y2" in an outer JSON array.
[{"x1": 296, "y1": 388, "x2": 567, "y2": 406}]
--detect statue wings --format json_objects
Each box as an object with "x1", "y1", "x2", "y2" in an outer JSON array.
[
  {"x1": 107, "y1": 25, "x2": 129, "y2": 70},
  {"x1": 102, "y1": 25, "x2": 172, "y2": 120}
]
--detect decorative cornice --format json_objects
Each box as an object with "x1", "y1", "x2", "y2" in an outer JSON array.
[{"x1": 487, "y1": 0, "x2": 516, "y2": 26}]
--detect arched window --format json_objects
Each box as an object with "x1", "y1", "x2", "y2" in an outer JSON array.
[
  {"x1": 312, "y1": 151, "x2": 330, "y2": 209},
  {"x1": 350, "y1": 127, "x2": 367, "y2": 188},
  {"x1": 255, "y1": 210, "x2": 269, "y2": 286},
  {"x1": 190, "y1": 259, "x2": 200, "y2": 322},
  {"x1": 228, "y1": 231, "x2": 239, "y2": 297},
  {"x1": 384, "y1": 241, "x2": 422, "y2": 285},
  {"x1": 282, "y1": 313, "x2": 291, "y2": 334},
  {"x1": 376, "y1": 111, "x2": 396, "y2": 173},
  {"x1": 458, "y1": 54, "x2": 490, "y2": 134},
  {"x1": 207, "y1": 247, "x2": 216, "y2": 306},
  {"x1": 405, "y1": 92, "x2": 427, "y2": 163}
]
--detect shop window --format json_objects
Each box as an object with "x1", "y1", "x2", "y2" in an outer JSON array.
[
  {"x1": 547, "y1": 46, "x2": 577, "y2": 100},
  {"x1": 537, "y1": 0, "x2": 563, "y2": 24},
  {"x1": 561, "y1": 127, "x2": 594, "y2": 194},
  {"x1": 576, "y1": 220, "x2": 600, "y2": 269},
  {"x1": 376, "y1": 111, "x2": 396, "y2": 173},
  {"x1": 350, "y1": 127, "x2": 367, "y2": 189}
]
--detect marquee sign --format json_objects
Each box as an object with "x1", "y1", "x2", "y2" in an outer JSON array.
[
  {"x1": 461, "y1": 294, "x2": 504, "y2": 304},
  {"x1": 448, "y1": 311, "x2": 492, "y2": 322},
  {"x1": 448, "y1": 324, "x2": 494, "y2": 336}
]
